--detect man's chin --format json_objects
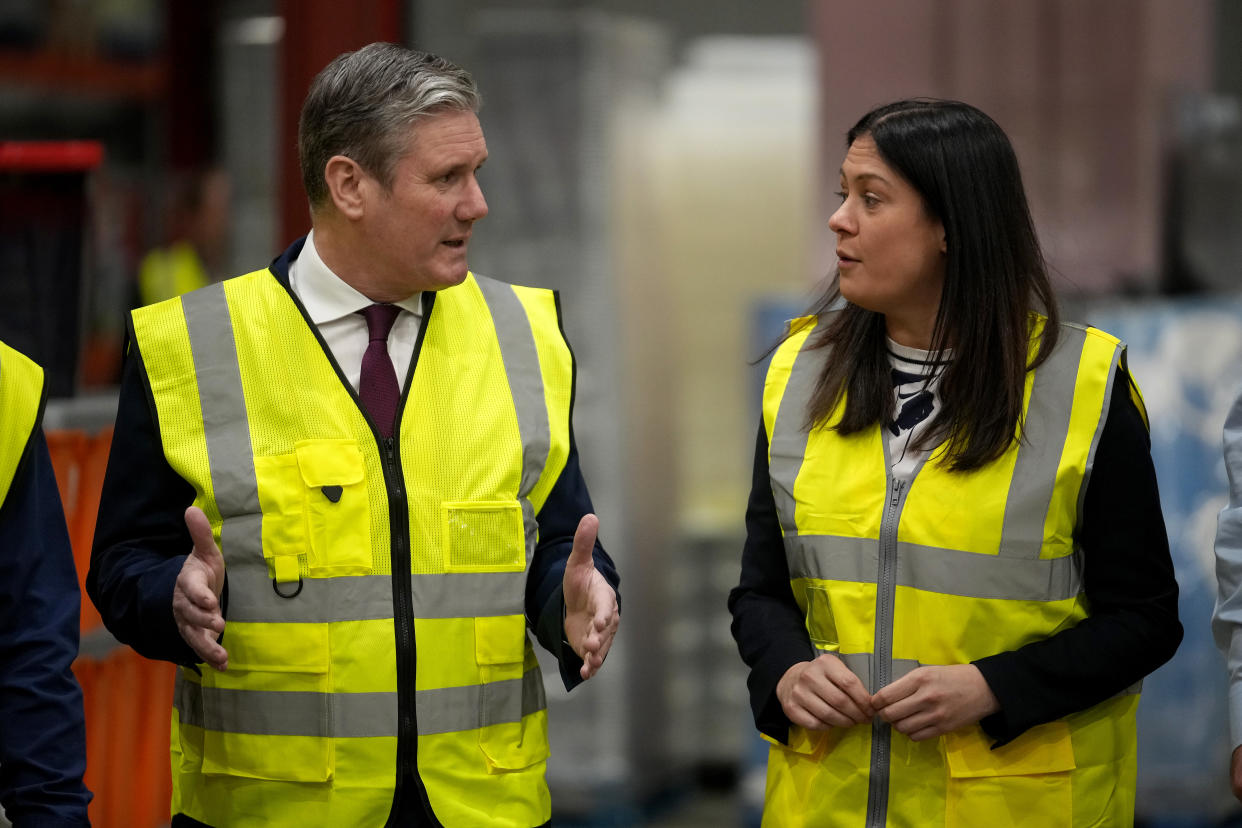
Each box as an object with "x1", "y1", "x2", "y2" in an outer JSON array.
[{"x1": 418, "y1": 265, "x2": 470, "y2": 292}]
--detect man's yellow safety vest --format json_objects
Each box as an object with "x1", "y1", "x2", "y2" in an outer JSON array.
[
  {"x1": 759, "y1": 315, "x2": 1139, "y2": 828},
  {"x1": 130, "y1": 267, "x2": 573, "y2": 827},
  {"x1": 0, "y1": 340, "x2": 46, "y2": 509}
]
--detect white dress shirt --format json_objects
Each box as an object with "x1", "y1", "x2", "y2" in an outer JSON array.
[{"x1": 287, "y1": 229, "x2": 423, "y2": 393}]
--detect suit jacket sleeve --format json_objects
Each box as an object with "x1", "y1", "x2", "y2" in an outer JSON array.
[
  {"x1": 87, "y1": 337, "x2": 201, "y2": 666},
  {"x1": 0, "y1": 430, "x2": 93, "y2": 825},
  {"x1": 526, "y1": 427, "x2": 619, "y2": 691}
]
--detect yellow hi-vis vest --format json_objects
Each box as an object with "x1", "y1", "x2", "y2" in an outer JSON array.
[
  {"x1": 0, "y1": 340, "x2": 45, "y2": 509},
  {"x1": 760, "y1": 315, "x2": 1140, "y2": 828},
  {"x1": 138, "y1": 240, "x2": 210, "y2": 306},
  {"x1": 130, "y1": 268, "x2": 573, "y2": 828}
]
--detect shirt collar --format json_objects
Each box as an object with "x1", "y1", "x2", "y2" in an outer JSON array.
[
  {"x1": 294, "y1": 229, "x2": 422, "y2": 324},
  {"x1": 885, "y1": 337, "x2": 953, "y2": 366}
]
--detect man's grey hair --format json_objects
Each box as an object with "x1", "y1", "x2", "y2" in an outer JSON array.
[{"x1": 298, "y1": 43, "x2": 480, "y2": 211}]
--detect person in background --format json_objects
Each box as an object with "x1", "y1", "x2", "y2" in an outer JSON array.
[
  {"x1": 89, "y1": 43, "x2": 619, "y2": 828},
  {"x1": 729, "y1": 99, "x2": 1182, "y2": 826},
  {"x1": 136, "y1": 167, "x2": 230, "y2": 306},
  {"x1": 1212, "y1": 387, "x2": 1242, "y2": 801},
  {"x1": 0, "y1": 339, "x2": 92, "y2": 826}
]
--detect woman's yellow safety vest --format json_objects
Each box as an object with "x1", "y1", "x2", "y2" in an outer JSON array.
[
  {"x1": 759, "y1": 315, "x2": 1139, "y2": 828},
  {"x1": 130, "y1": 268, "x2": 573, "y2": 828},
  {"x1": 0, "y1": 340, "x2": 46, "y2": 509}
]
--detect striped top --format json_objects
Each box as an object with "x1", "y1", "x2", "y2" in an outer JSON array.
[{"x1": 886, "y1": 339, "x2": 951, "y2": 481}]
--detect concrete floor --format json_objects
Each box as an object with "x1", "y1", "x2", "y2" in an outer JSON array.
[
  {"x1": 554, "y1": 788, "x2": 752, "y2": 828},
  {"x1": 644, "y1": 791, "x2": 743, "y2": 827}
]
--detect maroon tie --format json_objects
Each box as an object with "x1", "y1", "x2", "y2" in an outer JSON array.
[{"x1": 358, "y1": 304, "x2": 401, "y2": 438}]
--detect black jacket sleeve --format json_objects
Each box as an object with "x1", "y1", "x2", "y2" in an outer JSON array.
[
  {"x1": 727, "y1": 420, "x2": 817, "y2": 745},
  {"x1": 87, "y1": 339, "x2": 200, "y2": 666},
  {"x1": 974, "y1": 367, "x2": 1183, "y2": 743},
  {"x1": 525, "y1": 294, "x2": 620, "y2": 692},
  {"x1": 527, "y1": 430, "x2": 620, "y2": 691},
  {"x1": 0, "y1": 431, "x2": 93, "y2": 825}
]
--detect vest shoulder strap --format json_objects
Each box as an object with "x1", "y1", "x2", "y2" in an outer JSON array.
[{"x1": 0, "y1": 341, "x2": 46, "y2": 509}]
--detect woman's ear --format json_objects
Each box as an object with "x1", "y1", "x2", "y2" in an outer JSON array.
[{"x1": 324, "y1": 155, "x2": 368, "y2": 220}]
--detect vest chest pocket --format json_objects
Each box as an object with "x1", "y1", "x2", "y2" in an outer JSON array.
[
  {"x1": 442, "y1": 500, "x2": 526, "y2": 573},
  {"x1": 943, "y1": 721, "x2": 1075, "y2": 828},
  {"x1": 255, "y1": 440, "x2": 372, "y2": 579},
  {"x1": 295, "y1": 439, "x2": 371, "y2": 576}
]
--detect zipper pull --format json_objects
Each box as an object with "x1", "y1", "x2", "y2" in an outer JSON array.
[{"x1": 890, "y1": 479, "x2": 905, "y2": 506}]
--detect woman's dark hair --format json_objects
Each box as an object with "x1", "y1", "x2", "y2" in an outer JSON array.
[{"x1": 804, "y1": 98, "x2": 1059, "y2": 471}]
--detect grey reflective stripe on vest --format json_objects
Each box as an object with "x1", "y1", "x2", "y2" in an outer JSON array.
[
  {"x1": 474, "y1": 275, "x2": 551, "y2": 562},
  {"x1": 182, "y1": 285, "x2": 264, "y2": 564},
  {"x1": 786, "y1": 534, "x2": 1083, "y2": 603},
  {"x1": 224, "y1": 567, "x2": 526, "y2": 624},
  {"x1": 1077, "y1": 340, "x2": 1123, "y2": 527},
  {"x1": 472, "y1": 275, "x2": 550, "y2": 500},
  {"x1": 176, "y1": 666, "x2": 546, "y2": 738},
  {"x1": 224, "y1": 557, "x2": 392, "y2": 623},
  {"x1": 826, "y1": 652, "x2": 919, "y2": 695},
  {"x1": 998, "y1": 326, "x2": 1087, "y2": 558},
  {"x1": 814, "y1": 648, "x2": 1141, "y2": 698},
  {"x1": 768, "y1": 328, "x2": 826, "y2": 536},
  {"x1": 422, "y1": 665, "x2": 547, "y2": 734}
]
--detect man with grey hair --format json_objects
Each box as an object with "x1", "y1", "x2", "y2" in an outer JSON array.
[{"x1": 89, "y1": 43, "x2": 619, "y2": 828}]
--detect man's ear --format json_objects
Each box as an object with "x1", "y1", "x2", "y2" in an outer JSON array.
[{"x1": 324, "y1": 155, "x2": 369, "y2": 220}]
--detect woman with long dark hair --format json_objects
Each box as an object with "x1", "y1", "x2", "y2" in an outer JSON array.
[{"x1": 728, "y1": 99, "x2": 1182, "y2": 826}]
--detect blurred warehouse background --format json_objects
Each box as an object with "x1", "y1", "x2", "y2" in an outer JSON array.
[{"x1": 2, "y1": 0, "x2": 1242, "y2": 825}]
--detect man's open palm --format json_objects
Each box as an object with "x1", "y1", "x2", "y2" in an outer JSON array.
[
  {"x1": 562, "y1": 514, "x2": 619, "y2": 680},
  {"x1": 173, "y1": 506, "x2": 228, "y2": 671}
]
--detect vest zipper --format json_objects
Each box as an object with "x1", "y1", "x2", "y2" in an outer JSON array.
[
  {"x1": 381, "y1": 434, "x2": 440, "y2": 827},
  {"x1": 276, "y1": 272, "x2": 440, "y2": 824},
  {"x1": 866, "y1": 475, "x2": 906, "y2": 828}
]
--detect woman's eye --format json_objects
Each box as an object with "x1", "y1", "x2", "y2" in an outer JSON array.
[{"x1": 833, "y1": 190, "x2": 847, "y2": 202}]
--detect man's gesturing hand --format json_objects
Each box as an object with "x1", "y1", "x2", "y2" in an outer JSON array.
[
  {"x1": 173, "y1": 506, "x2": 228, "y2": 671},
  {"x1": 562, "y1": 514, "x2": 619, "y2": 680},
  {"x1": 776, "y1": 653, "x2": 875, "y2": 730},
  {"x1": 871, "y1": 664, "x2": 999, "y2": 741}
]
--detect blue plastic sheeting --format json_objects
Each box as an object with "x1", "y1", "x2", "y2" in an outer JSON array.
[{"x1": 1084, "y1": 296, "x2": 1242, "y2": 824}]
